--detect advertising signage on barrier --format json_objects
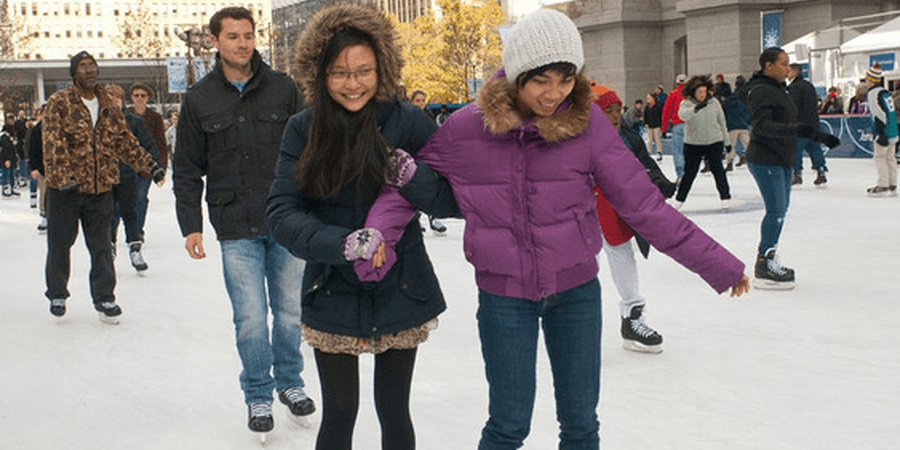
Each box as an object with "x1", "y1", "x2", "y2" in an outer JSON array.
[{"x1": 818, "y1": 115, "x2": 877, "y2": 158}]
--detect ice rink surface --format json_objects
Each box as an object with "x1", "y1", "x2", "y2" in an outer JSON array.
[{"x1": 1, "y1": 157, "x2": 898, "y2": 450}]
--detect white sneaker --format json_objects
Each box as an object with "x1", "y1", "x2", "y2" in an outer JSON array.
[
  {"x1": 721, "y1": 199, "x2": 731, "y2": 210},
  {"x1": 670, "y1": 199, "x2": 684, "y2": 210}
]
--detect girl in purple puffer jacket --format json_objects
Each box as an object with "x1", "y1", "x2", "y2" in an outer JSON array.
[{"x1": 355, "y1": 9, "x2": 749, "y2": 450}]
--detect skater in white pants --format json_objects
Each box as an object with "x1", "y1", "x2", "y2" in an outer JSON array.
[
  {"x1": 591, "y1": 84, "x2": 677, "y2": 354},
  {"x1": 600, "y1": 233, "x2": 663, "y2": 353}
]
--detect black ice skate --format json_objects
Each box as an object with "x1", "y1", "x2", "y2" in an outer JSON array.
[
  {"x1": 279, "y1": 387, "x2": 315, "y2": 428},
  {"x1": 813, "y1": 168, "x2": 827, "y2": 186},
  {"x1": 248, "y1": 402, "x2": 274, "y2": 443},
  {"x1": 621, "y1": 305, "x2": 663, "y2": 354},
  {"x1": 429, "y1": 217, "x2": 447, "y2": 235},
  {"x1": 49, "y1": 298, "x2": 66, "y2": 317},
  {"x1": 96, "y1": 301, "x2": 122, "y2": 325},
  {"x1": 752, "y1": 249, "x2": 795, "y2": 290},
  {"x1": 128, "y1": 242, "x2": 149, "y2": 272}
]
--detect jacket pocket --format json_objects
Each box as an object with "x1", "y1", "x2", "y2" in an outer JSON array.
[
  {"x1": 258, "y1": 110, "x2": 289, "y2": 144},
  {"x1": 200, "y1": 115, "x2": 234, "y2": 153},
  {"x1": 206, "y1": 191, "x2": 236, "y2": 233}
]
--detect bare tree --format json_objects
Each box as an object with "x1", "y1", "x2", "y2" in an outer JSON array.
[{"x1": 114, "y1": 0, "x2": 175, "y2": 110}]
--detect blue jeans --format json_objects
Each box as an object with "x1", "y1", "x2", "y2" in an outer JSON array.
[
  {"x1": 793, "y1": 137, "x2": 827, "y2": 174},
  {"x1": 671, "y1": 123, "x2": 685, "y2": 177},
  {"x1": 1, "y1": 166, "x2": 14, "y2": 188},
  {"x1": 748, "y1": 163, "x2": 792, "y2": 254},
  {"x1": 220, "y1": 235, "x2": 306, "y2": 404},
  {"x1": 477, "y1": 279, "x2": 602, "y2": 450}
]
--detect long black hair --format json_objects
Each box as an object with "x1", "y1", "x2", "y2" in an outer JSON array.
[{"x1": 295, "y1": 27, "x2": 391, "y2": 201}]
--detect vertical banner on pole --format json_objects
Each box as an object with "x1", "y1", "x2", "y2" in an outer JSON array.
[{"x1": 761, "y1": 10, "x2": 783, "y2": 51}]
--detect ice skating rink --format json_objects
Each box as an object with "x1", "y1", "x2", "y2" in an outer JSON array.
[{"x1": 1, "y1": 158, "x2": 897, "y2": 450}]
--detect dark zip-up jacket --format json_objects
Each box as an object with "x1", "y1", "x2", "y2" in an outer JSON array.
[
  {"x1": 119, "y1": 110, "x2": 161, "y2": 182},
  {"x1": 173, "y1": 50, "x2": 304, "y2": 241},
  {"x1": 746, "y1": 72, "x2": 801, "y2": 167}
]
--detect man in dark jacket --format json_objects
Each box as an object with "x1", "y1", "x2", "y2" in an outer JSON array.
[
  {"x1": 787, "y1": 63, "x2": 828, "y2": 186},
  {"x1": 109, "y1": 84, "x2": 161, "y2": 271},
  {"x1": 172, "y1": 6, "x2": 314, "y2": 434}
]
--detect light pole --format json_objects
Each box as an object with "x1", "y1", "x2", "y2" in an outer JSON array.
[{"x1": 177, "y1": 26, "x2": 212, "y2": 86}]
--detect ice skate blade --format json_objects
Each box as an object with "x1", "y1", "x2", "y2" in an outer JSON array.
[
  {"x1": 255, "y1": 431, "x2": 269, "y2": 446},
  {"x1": 622, "y1": 340, "x2": 663, "y2": 354},
  {"x1": 751, "y1": 277, "x2": 795, "y2": 290},
  {"x1": 98, "y1": 313, "x2": 121, "y2": 325},
  {"x1": 285, "y1": 411, "x2": 314, "y2": 429}
]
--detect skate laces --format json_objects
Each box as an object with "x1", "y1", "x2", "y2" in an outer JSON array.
[
  {"x1": 629, "y1": 316, "x2": 657, "y2": 338},
  {"x1": 281, "y1": 387, "x2": 308, "y2": 404},
  {"x1": 249, "y1": 402, "x2": 273, "y2": 418},
  {"x1": 766, "y1": 253, "x2": 789, "y2": 276}
]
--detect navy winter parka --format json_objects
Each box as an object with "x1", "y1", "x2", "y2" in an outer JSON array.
[{"x1": 266, "y1": 100, "x2": 446, "y2": 339}]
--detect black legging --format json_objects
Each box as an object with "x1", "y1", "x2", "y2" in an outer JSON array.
[
  {"x1": 676, "y1": 141, "x2": 731, "y2": 202},
  {"x1": 314, "y1": 348, "x2": 418, "y2": 450}
]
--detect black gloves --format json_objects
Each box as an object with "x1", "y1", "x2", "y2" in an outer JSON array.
[
  {"x1": 798, "y1": 124, "x2": 840, "y2": 149},
  {"x1": 693, "y1": 101, "x2": 709, "y2": 113},
  {"x1": 151, "y1": 166, "x2": 166, "y2": 183},
  {"x1": 813, "y1": 132, "x2": 841, "y2": 149}
]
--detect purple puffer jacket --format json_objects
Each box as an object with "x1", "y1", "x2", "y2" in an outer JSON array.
[{"x1": 362, "y1": 73, "x2": 745, "y2": 299}]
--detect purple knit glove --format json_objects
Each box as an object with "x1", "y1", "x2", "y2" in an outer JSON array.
[
  {"x1": 385, "y1": 148, "x2": 417, "y2": 187},
  {"x1": 342, "y1": 228, "x2": 385, "y2": 261}
]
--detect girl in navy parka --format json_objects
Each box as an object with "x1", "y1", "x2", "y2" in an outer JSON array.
[
  {"x1": 356, "y1": 9, "x2": 750, "y2": 450},
  {"x1": 265, "y1": 4, "x2": 445, "y2": 449}
]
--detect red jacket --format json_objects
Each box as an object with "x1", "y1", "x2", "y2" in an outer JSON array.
[
  {"x1": 661, "y1": 85, "x2": 685, "y2": 134},
  {"x1": 594, "y1": 186, "x2": 633, "y2": 246}
]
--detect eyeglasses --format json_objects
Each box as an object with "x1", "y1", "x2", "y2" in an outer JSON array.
[{"x1": 328, "y1": 67, "x2": 376, "y2": 83}]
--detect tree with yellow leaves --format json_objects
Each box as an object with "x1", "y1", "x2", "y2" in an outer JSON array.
[{"x1": 395, "y1": 0, "x2": 503, "y2": 104}]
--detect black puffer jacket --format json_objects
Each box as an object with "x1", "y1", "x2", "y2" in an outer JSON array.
[
  {"x1": 746, "y1": 72, "x2": 800, "y2": 167},
  {"x1": 173, "y1": 50, "x2": 304, "y2": 240}
]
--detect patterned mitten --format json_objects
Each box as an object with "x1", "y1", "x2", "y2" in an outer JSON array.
[
  {"x1": 342, "y1": 228, "x2": 385, "y2": 261},
  {"x1": 385, "y1": 148, "x2": 417, "y2": 187}
]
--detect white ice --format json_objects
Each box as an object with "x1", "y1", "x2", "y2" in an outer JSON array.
[{"x1": 1, "y1": 158, "x2": 898, "y2": 450}]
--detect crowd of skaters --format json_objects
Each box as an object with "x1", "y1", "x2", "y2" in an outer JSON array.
[{"x1": 5, "y1": 3, "x2": 899, "y2": 450}]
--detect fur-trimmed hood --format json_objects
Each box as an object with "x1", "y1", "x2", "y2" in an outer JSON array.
[
  {"x1": 475, "y1": 70, "x2": 593, "y2": 143},
  {"x1": 292, "y1": 3, "x2": 402, "y2": 106}
]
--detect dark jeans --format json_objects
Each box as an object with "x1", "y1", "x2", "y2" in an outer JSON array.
[
  {"x1": 676, "y1": 141, "x2": 731, "y2": 202},
  {"x1": 314, "y1": 348, "x2": 417, "y2": 450},
  {"x1": 748, "y1": 163, "x2": 792, "y2": 254},
  {"x1": 45, "y1": 189, "x2": 116, "y2": 306},
  {"x1": 134, "y1": 176, "x2": 151, "y2": 238},
  {"x1": 477, "y1": 279, "x2": 602, "y2": 450},
  {"x1": 793, "y1": 137, "x2": 827, "y2": 174},
  {"x1": 111, "y1": 175, "x2": 141, "y2": 244}
]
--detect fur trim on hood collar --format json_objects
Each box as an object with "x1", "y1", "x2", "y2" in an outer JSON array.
[
  {"x1": 292, "y1": 3, "x2": 403, "y2": 106},
  {"x1": 475, "y1": 70, "x2": 593, "y2": 143}
]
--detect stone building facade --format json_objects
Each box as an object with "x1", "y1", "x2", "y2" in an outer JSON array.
[{"x1": 564, "y1": 0, "x2": 900, "y2": 104}]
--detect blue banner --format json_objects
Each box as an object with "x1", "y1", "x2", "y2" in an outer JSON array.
[
  {"x1": 869, "y1": 53, "x2": 895, "y2": 71},
  {"x1": 762, "y1": 11, "x2": 783, "y2": 50},
  {"x1": 818, "y1": 115, "x2": 877, "y2": 158}
]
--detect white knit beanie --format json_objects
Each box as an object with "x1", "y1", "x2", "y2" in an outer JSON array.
[{"x1": 502, "y1": 9, "x2": 584, "y2": 82}]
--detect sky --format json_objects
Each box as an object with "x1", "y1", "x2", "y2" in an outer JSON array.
[{"x1": 1, "y1": 156, "x2": 898, "y2": 449}]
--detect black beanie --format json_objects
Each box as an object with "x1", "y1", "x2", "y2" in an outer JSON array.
[{"x1": 70, "y1": 51, "x2": 97, "y2": 77}]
